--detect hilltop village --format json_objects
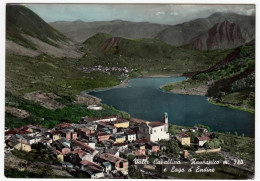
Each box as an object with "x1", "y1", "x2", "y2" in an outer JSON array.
[{"x1": 4, "y1": 112, "x2": 230, "y2": 178}]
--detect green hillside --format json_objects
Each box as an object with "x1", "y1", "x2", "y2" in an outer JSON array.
[
  {"x1": 6, "y1": 4, "x2": 67, "y2": 49},
  {"x1": 162, "y1": 44, "x2": 255, "y2": 112},
  {"x1": 79, "y1": 33, "x2": 234, "y2": 75},
  {"x1": 6, "y1": 54, "x2": 120, "y2": 98}
]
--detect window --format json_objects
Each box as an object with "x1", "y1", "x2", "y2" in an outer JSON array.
[
  {"x1": 154, "y1": 129, "x2": 156, "y2": 133},
  {"x1": 119, "y1": 162, "x2": 124, "y2": 168}
]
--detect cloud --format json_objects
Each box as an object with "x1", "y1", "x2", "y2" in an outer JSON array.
[
  {"x1": 170, "y1": 12, "x2": 179, "y2": 16},
  {"x1": 155, "y1": 11, "x2": 165, "y2": 16},
  {"x1": 24, "y1": 4, "x2": 255, "y2": 25}
]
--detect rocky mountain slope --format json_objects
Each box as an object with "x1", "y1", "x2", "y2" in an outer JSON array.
[
  {"x1": 189, "y1": 21, "x2": 245, "y2": 50},
  {"x1": 6, "y1": 4, "x2": 83, "y2": 58},
  {"x1": 50, "y1": 13, "x2": 255, "y2": 50},
  {"x1": 156, "y1": 13, "x2": 255, "y2": 48}
]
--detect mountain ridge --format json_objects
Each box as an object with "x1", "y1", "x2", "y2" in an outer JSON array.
[
  {"x1": 50, "y1": 12, "x2": 255, "y2": 50},
  {"x1": 6, "y1": 4, "x2": 83, "y2": 58}
]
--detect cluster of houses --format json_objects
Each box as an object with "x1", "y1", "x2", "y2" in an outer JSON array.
[
  {"x1": 176, "y1": 126, "x2": 215, "y2": 147},
  {"x1": 5, "y1": 112, "x2": 215, "y2": 178},
  {"x1": 78, "y1": 65, "x2": 131, "y2": 76}
]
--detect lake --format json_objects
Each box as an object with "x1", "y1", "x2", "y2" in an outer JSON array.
[{"x1": 89, "y1": 77, "x2": 255, "y2": 137}]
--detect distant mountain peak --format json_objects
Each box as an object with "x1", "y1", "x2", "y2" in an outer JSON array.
[
  {"x1": 209, "y1": 12, "x2": 225, "y2": 17},
  {"x1": 6, "y1": 4, "x2": 83, "y2": 58}
]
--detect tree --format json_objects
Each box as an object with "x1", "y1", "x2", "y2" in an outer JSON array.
[
  {"x1": 159, "y1": 139, "x2": 181, "y2": 158},
  {"x1": 120, "y1": 111, "x2": 131, "y2": 120},
  {"x1": 205, "y1": 138, "x2": 222, "y2": 149},
  {"x1": 128, "y1": 166, "x2": 145, "y2": 179},
  {"x1": 127, "y1": 154, "x2": 135, "y2": 165}
]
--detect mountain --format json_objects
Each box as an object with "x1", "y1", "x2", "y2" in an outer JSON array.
[
  {"x1": 83, "y1": 33, "x2": 177, "y2": 59},
  {"x1": 78, "y1": 33, "x2": 233, "y2": 75},
  {"x1": 162, "y1": 42, "x2": 255, "y2": 112},
  {"x1": 189, "y1": 20, "x2": 245, "y2": 50},
  {"x1": 50, "y1": 13, "x2": 255, "y2": 50},
  {"x1": 6, "y1": 4, "x2": 83, "y2": 58},
  {"x1": 50, "y1": 20, "x2": 169, "y2": 43},
  {"x1": 156, "y1": 13, "x2": 255, "y2": 48}
]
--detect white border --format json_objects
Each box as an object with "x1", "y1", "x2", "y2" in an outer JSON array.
[{"x1": 0, "y1": 1, "x2": 258, "y2": 181}]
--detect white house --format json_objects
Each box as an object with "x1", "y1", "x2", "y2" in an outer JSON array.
[
  {"x1": 124, "y1": 130, "x2": 136, "y2": 142},
  {"x1": 137, "y1": 113, "x2": 170, "y2": 142},
  {"x1": 196, "y1": 136, "x2": 211, "y2": 146}
]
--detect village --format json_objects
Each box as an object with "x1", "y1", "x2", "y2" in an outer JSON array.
[
  {"x1": 4, "y1": 112, "x2": 234, "y2": 179},
  {"x1": 77, "y1": 65, "x2": 131, "y2": 77}
]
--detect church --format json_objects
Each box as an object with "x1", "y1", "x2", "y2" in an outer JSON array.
[{"x1": 137, "y1": 113, "x2": 170, "y2": 142}]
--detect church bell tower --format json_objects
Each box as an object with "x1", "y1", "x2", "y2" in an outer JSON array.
[{"x1": 163, "y1": 112, "x2": 168, "y2": 124}]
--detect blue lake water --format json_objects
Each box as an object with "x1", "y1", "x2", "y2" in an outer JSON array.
[{"x1": 89, "y1": 77, "x2": 255, "y2": 137}]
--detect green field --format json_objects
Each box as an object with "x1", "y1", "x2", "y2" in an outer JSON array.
[{"x1": 6, "y1": 54, "x2": 121, "y2": 98}]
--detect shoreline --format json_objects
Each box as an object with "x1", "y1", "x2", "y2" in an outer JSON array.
[
  {"x1": 86, "y1": 73, "x2": 182, "y2": 93},
  {"x1": 85, "y1": 78, "x2": 130, "y2": 93},
  {"x1": 208, "y1": 98, "x2": 255, "y2": 114},
  {"x1": 141, "y1": 73, "x2": 182, "y2": 78},
  {"x1": 160, "y1": 81, "x2": 255, "y2": 114},
  {"x1": 159, "y1": 85, "x2": 207, "y2": 96}
]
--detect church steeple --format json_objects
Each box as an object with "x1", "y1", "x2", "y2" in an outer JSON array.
[{"x1": 163, "y1": 112, "x2": 168, "y2": 124}]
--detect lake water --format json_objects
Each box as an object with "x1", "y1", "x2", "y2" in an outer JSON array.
[{"x1": 89, "y1": 77, "x2": 255, "y2": 137}]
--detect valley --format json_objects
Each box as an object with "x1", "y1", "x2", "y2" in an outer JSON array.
[{"x1": 4, "y1": 4, "x2": 255, "y2": 179}]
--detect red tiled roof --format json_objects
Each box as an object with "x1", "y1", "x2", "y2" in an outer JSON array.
[
  {"x1": 134, "y1": 138, "x2": 151, "y2": 144},
  {"x1": 197, "y1": 136, "x2": 211, "y2": 141},
  {"x1": 125, "y1": 129, "x2": 136, "y2": 135},
  {"x1": 149, "y1": 121, "x2": 165, "y2": 128},
  {"x1": 50, "y1": 130, "x2": 60, "y2": 135},
  {"x1": 112, "y1": 119, "x2": 129, "y2": 124},
  {"x1": 113, "y1": 142, "x2": 128, "y2": 147},
  {"x1": 79, "y1": 128, "x2": 94, "y2": 133},
  {"x1": 99, "y1": 153, "x2": 127, "y2": 164},
  {"x1": 97, "y1": 132, "x2": 110, "y2": 136},
  {"x1": 97, "y1": 122, "x2": 116, "y2": 129},
  {"x1": 80, "y1": 160, "x2": 104, "y2": 170},
  {"x1": 177, "y1": 132, "x2": 190, "y2": 138},
  {"x1": 130, "y1": 118, "x2": 149, "y2": 124},
  {"x1": 71, "y1": 140, "x2": 95, "y2": 153},
  {"x1": 5, "y1": 130, "x2": 17, "y2": 136},
  {"x1": 18, "y1": 131, "x2": 31, "y2": 135},
  {"x1": 57, "y1": 122, "x2": 71, "y2": 129},
  {"x1": 71, "y1": 149, "x2": 88, "y2": 158}
]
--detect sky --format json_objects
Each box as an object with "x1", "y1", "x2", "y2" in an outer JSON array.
[{"x1": 24, "y1": 4, "x2": 255, "y2": 25}]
